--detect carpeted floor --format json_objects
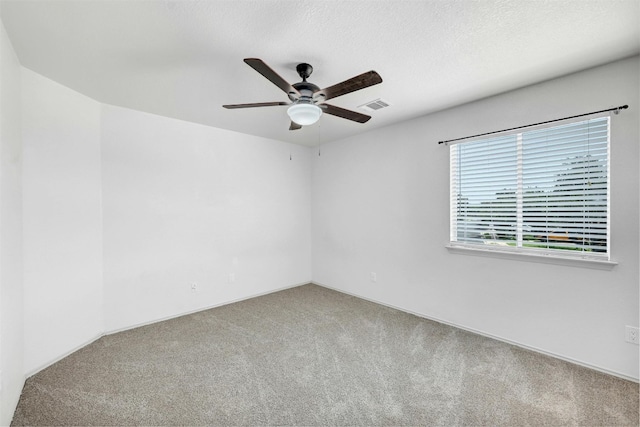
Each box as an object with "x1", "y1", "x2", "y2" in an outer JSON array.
[{"x1": 11, "y1": 284, "x2": 639, "y2": 426}]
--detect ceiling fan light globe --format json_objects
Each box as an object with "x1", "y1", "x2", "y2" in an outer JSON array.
[{"x1": 287, "y1": 103, "x2": 322, "y2": 126}]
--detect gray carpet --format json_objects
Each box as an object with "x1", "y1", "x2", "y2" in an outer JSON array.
[{"x1": 11, "y1": 284, "x2": 639, "y2": 426}]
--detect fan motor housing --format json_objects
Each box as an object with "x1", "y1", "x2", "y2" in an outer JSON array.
[{"x1": 289, "y1": 81, "x2": 320, "y2": 102}]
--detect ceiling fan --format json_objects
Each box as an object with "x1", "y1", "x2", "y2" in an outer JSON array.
[{"x1": 223, "y1": 58, "x2": 383, "y2": 130}]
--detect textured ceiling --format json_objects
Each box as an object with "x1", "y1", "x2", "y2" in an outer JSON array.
[{"x1": 1, "y1": 0, "x2": 638, "y2": 146}]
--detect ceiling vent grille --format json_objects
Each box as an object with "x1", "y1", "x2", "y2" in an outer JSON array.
[{"x1": 359, "y1": 98, "x2": 390, "y2": 112}]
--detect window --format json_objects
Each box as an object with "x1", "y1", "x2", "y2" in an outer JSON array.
[{"x1": 450, "y1": 117, "x2": 610, "y2": 261}]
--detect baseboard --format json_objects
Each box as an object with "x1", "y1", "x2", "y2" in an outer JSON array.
[
  {"x1": 25, "y1": 332, "x2": 104, "y2": 379},
  {"x1": 25, "y1": 281, "x2": 311, "y2": 379},
  {"x1": 3, "y1": 375, "x2": 26, "y2": 426},
  {"x1": 311, "y1": 281, "x2": 639, "y2": 383},
  {"x1": 25, "y1": 280, "x2": 635, "y2": 384},
  {"x1": 105, "y1": 281, "x2": 310, "y2": 336}
]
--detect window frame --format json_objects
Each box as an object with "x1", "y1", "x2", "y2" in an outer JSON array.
[{"x1": 447, "y1": 115, "x2": 617, "y2": 269}]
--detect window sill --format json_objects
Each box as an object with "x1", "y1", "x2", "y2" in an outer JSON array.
[{"x1": 445, "y1": 244, "x2": 618, "y2": 270}]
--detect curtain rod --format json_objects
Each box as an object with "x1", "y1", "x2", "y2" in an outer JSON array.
[{"x1": 438, "y1": 104, "x2": 629, "y2": 145}]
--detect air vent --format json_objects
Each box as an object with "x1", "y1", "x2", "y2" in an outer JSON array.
[{"x1": 359, "y1": 98, "x2": 391, "y2": 112}]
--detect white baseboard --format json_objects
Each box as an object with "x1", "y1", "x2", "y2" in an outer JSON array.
[
  {"x1": 25, "y1": 332, "x2": 104, "y2": 379},
  {"x1": 3, "y1": 376, "x2": 26, "y2": 426},
  {"x1": 105, "y1": 280, "x2": 310, "y2": 336},
  {"x1": 25, "y1": 280, "x2": 635, "y2": 384},
  {"x1": 25, "y1": 281, "x2": 311, "y2": 379},
  {"x1": 311, "y1": 281, "x2": 639, "y2": 383}
]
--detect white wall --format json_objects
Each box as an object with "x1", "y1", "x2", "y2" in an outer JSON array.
[
  {"x1": 21, "y1": 69, "x2": 103, "y2": 375},
  {"x1": 311, "y1": 56, "x2": 640, "y2": 380},
  {"x1": 0, "y1": 19, "x2": 24, "y2": 426},
  {"x1": 101, "y1": 105, "x2": 312, "y2": 332}
]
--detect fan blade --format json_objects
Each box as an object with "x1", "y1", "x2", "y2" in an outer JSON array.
[
  {"x1": 289, "y1": 121, "x2": 302, "y2": 131},
  {"x1": 320, "y1": 104, "x2": 371, "y2": 123},
  {"x1": 316, "y1": 71, "x2": 382, "y2": 101},
  {"x1": 244, "y1": 58, "x2": 300, "y2": 97},
  {"x1": 223, "y1": 102, "x2": 290, "y2": 109}
]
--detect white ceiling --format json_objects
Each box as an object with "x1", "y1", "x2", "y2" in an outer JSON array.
[{"x1": 2, "y1": 0, "x2": 638, "y2": 146}]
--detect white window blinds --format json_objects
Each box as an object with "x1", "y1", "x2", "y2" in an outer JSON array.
[{"x1": 450, "y1": 117, "x2": 609, "y2": 260}]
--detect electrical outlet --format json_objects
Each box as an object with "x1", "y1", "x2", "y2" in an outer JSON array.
[
  {"x1": 228, "y1": 273, "x2": 235, "y2": 284},
  {"x1": 625, "y1": 326, "x2": 639, "y2": 344},
  {"x1": 191, "y1": 282, "x2": 197, "y2": 292},
  {"x1": 370, "y1": 272, "x2": 377, "y2": 282}
]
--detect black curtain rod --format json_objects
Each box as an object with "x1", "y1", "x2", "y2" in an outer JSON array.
[{"x1": 438, "y1": 104, "x2": 629, "y2": 145}]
